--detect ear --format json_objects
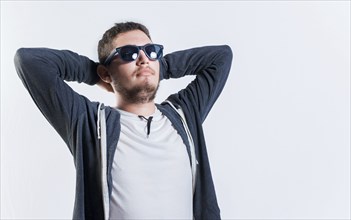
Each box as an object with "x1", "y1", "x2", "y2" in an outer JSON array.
[{"x1": 97, "y1": 64, "x2": 112, "y2": 83}]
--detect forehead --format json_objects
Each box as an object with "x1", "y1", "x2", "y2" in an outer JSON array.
[{"x1": 112, "y1": 30, "x2": 152, "y2": 48}]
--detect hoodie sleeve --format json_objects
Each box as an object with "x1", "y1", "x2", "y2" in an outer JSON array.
[
  {"x1": 14, "y1": 48, "x2": 100, "y2": 148},
  {"x1": 161, "y1": 45, "x2": 233, "y2": 122}
]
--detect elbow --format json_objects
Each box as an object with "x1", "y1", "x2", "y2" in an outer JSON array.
[
  {"x1": 14, "y1": 48, "x2": 29, "y2": 79},
  {"x1": 14, "y1": 48, "x2": 30, "y2": 64},
  {"x1": 14, "y1": 47, "x2": 43, "y2": 67},
  {"x1": 221, "y1": 45, "x2": 233, "y2": 62},
  {"x1": 14, "y1": 48, "x2": 31, "y2": 72},
  {"x1": 14, "y1": 48, "x2": 40, "y2": 79},
  {"x1": 14, "y1": 48, "x2": 25, "y2": 67},
  {"x1": 216, "y1": 45, "x2": 233, "y2": 69}
]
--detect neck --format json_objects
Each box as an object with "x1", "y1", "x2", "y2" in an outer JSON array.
[{"x1": 116, "y1": 99, "x2": 156, "y2": 117}]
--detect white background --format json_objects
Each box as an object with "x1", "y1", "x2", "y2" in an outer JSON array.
[{"x1": 1, "y1": 1, "x2": 350, "y2": 219}]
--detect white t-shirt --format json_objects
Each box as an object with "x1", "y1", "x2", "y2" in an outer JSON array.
[{"x1": 109, "y1": 107, "x2": 193, "y2": 220}]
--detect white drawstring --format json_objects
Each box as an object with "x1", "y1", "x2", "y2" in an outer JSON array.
[
  {"x1": 97, "y1": 103, "x2": 109, "y2": 220},
  {"x1": 164, "y1": 100, "x2": 197, "y2": 195},
  {"x1": 97, "y1": 103, "x2": 103, "y2": 139}
]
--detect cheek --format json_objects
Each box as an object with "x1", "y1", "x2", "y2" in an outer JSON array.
[
  {"x1": 153, "y1": 62, "x2": 160, "y2": 79},
  {"x1": 111, "y1": 65, "x2": 133, "y2": 81}
]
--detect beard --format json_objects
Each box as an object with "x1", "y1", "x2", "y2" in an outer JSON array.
[{"x1": 113, "y1": 79, "x2": 159, "y2": 104}]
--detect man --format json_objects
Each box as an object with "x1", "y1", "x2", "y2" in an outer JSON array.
[{"x1": 14, "y1": 21, "x2": 233, "y2": 219}]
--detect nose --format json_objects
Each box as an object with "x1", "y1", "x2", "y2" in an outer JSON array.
[{"x1": 136, "y1": 50, "x2": 149, "y2": 66}]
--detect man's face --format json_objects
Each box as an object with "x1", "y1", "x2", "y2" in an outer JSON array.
[{"x1": 107, "y1": 30, "x2": 160, "y2": 104}]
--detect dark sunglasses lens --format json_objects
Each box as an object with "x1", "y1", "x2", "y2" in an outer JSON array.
[
  {"x1": 120, "y1": 46, "x2": 139, "y2": 61},
  {"x1": 145, "y1": 45, "x2": 163, "y2": 60}
]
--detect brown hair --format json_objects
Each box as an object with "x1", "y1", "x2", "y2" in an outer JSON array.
[{"x1": 98, "y1": 21, "x2": 151, "y2": 64}]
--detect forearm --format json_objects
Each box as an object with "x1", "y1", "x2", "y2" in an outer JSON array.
[
  {"x1": 15, "y1": 48, "x2": 99, "y2": 86},
  {"x1": 161, "y1": 45, "x2": 232, "y2": 80}
]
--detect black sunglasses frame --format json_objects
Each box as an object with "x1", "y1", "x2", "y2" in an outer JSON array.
[{"x1": 104, "y1": 43, "x2": 164, "y2": 65}]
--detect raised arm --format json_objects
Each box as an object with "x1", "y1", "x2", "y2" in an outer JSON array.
[
  {"x1": 161, "y1": 45, "x2": 233, "y2": 122},
  {"x1": 14, "y1": 48, "x2": 99, "y2": 152}
]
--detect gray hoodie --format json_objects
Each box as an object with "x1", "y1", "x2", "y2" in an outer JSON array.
[{"x1": 14, "y1": 45, "x2": 233, "y2": 220}]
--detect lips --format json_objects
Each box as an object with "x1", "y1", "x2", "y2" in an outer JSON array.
[
  {"x1": 136, "y1": 67, "x2": 154, "y2": 77},
  {"x1": 137, "y1": 71, "x2": 152, "y2": 76}
]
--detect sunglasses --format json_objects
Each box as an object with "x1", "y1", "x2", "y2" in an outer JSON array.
[{"x1": 104, "y1": 43, "x2": 164, "y2": 65}]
